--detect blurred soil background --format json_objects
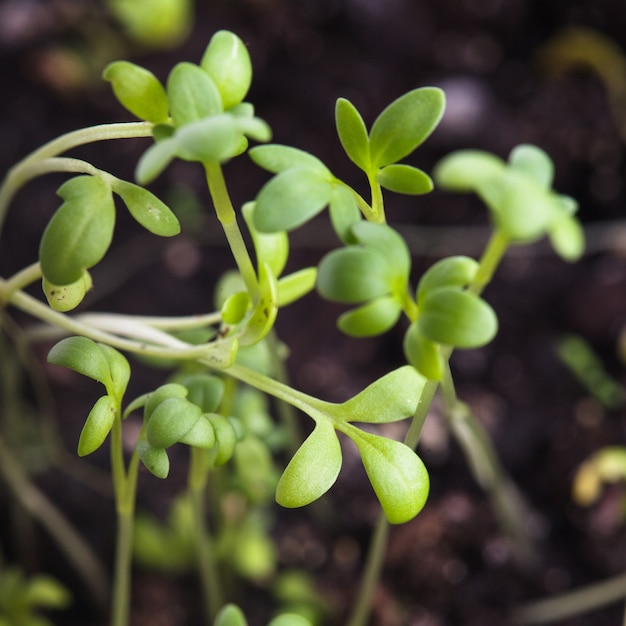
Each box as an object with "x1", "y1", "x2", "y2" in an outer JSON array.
[{"x1": 2, "y1": 0, "x2": 626, "y2": 625}]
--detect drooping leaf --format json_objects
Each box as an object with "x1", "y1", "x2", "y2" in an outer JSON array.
[
  {"x1": 417, "y1": 256, "x2": 479, "y2": 302},
  {"x1": 40, "y1": 176, "x2": 115, "y2": 285},
  {"x1": 418, "y1": 287, "x2": 498, "y2": 348},
  {"x1": 135, "y1": 136, "x2": 178, "y2": 185},
  {"x1": 47, "y1": 336, "x2": 112, "y2": 387},
  {"x1": 144, "y1": 383, "x2": 188, "y2": 421},
  {"x1": 337, "y1": 296, "x2": 402, "y2": 337},
  {"x1": 180, "y1": 374, "x2": 224, "y2": 413},
  {"x1": 403, "y1": 323, "x2": 443, "y2": 381},
  {"x1": 177, "y1": 414, "x2": 216, "y2": 448},
  {"x1": 112, "y1": 180, "x2": 180, "y2": 236},
  {"x1": 137, "y1": 440, "x2": 170, "y2": 479},
  {"x1": 166, "y1": 62, "x2": 222, "y2": 126},
  {"x1": 335, "y1": 365, "x2": 425, "y2": 424},
  {"x1": 42, "y1": 270, "x2": 92, "y2": 312},
  {"x1": 276, "y1": 420, "x2": 342, "y2": 508},
  {"x1": 207, "y1": 414, "x2": 238, "y2": 466},
  {"x1": 147, "y1": 397, "x2": 203, "y2": 448},
  {"x1": 345, "y1": 425, "x2": 429, "y2": 524},
  {"x1": 102, "y1": 61, "x2": 169, "y2": 123},
  {"x1": 508, "y1": 144, "x2": 554, "y2": 188},
  {"x1": 328, "y1": 184, "x2": 361, "y2": 244},
  {"x1": 249, "y1": 145, "x2": 330, "y2": 176},
  {"x1": 376, "y1": 164, "x2": 433, "y2": 195},
  {"x1": 335, "y1": 97, "x2": 370, "y2": 171},
  {"x1": 253, "y1": 167, "x2": 334, "y2": 233},
  {"x1": 548, "y1": 213, "x2": 585, "y2": 262},
  {"x1": 369, "y1": 87, "x2": 445, "y2": 168},
  {"x1": 77, "y1": 395, "x2": 117, "y2": 456},
  {"x1": 201, "y1": 30, "x2": 252, "y2": 109},
  {"x1": 174, "y1": 115, "x2": 243, "y2": 162},
  {"x1": 97, "y1": 343, "x2": 131, "y2": 399}
]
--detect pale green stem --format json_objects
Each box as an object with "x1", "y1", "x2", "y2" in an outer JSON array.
[
  {"x1": 189, "y1": 447, "x2": 222, "y2": 622},
  {"x1": 512, "y1": 571, "x2": 626, "y2": 624},
  {"x1": 204, "y1": 161, "x2": 260, "y2": 299},
  {"x1": 0, "y1": 263, "x2": 42, "y2": 304},
  {"x1": 0, "y1": 122, "x2": 153, "y2": 231},
  {"x1": 367, "y1": 173, "x2": 385, "y2": 223},
  {"x1": 469, "y1": 229, "x2": 510, "y2": 296}
]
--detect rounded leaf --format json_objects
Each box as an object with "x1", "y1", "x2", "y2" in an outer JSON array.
[
  {"x1": 338, "y1": 296, "x2": 402, "y2": 337},
  {"x1": 268, "y1": 616, "x2": 313, "y2": 626},
  {"x1": 418, "y1": 287, "x2": 497, "y2": 348},
  {"x1": 24, "y1": 575, "x2": 71, "y2": 609},
  {"x1": 242, "y1": 202, "x2": 289, "y2": 277},
  {"x1": 376, "y1": 164, "x2": 433, "y2": 195},
  {"x1": 97, "y1": 343, "x2": 131, "y2": 398},
  {"x1": 147, "y1": 397, "x2": 203, "y2": 448},
  {"x1": 508, "y1": 144, "x2": 554, "y2": 188},
  {"x1": 144, "y1": 383, "x2": 188, "y2": 421},
  {"x1": 249, "y1": 145, "x2": 330, "y2": 176},
  {"x1": 369, "y1": 87, "x2": 445, "y2": 168},
  {"x1": 112, "y1": 180, "x2": 180, "y2": 236},
  {"x1": 135, "y1": 137, "x2": 178, "y2": 185},
  {"x1": 335, "y1": 97, "x2": 370, "y2": 171},
  {"x1": 175, "y1": 115, "x2": 242, "y2": 162},
  {"x1": 403, "y1": 324, "x2": 443, "y2": 381},
  {"x1": 222, "y1": 291, "x2": 250, "y2": 325},
  {"x1": 40, "y1": 176, "x2": 115, "y2": 285},
  {"x1": 201, "y1": 30, "x2": 252, "y2": 109},
  {"x1": 167, "y1": 62, "x2": 222, "y2": 126},
  {"x1": 208, "y1": 414, "x2": 238, "y2": 466},
  {"x1": 277, "y1": 267, "x2": 317, "y2": 307},
  {"x1": 276, "y1": 421, "x2": 342, "y2": 508},
  {"x1": 417, "y1": 256, "x2": 479, "y2": 302},
  {"x1": 42, "y1": 270, "x2": 92, "y2": 312},
  {"x1": 214, "y1": 604, "x2": 248, "y2": 626},
  {"x1": 433, "y1": 150, "x2": 506, "y2": 192},
  {"x1": 182, "y1": 374, "x2": 225, "y2": 413},
  {"x1": 178, "y1": 414, "x2": 216, "y2": 448},
  {"x1": 137, "y1": 440, "x2": 170, "y2": 479},
  {"x1": 548, "y1": 213, "x2": 585, "y2": 262},
  {"x1": 253, "y1": 168, "x2": 333, "y2": 233},
  {"x1": 103, "y1": 61, "x2": 169, "y2": 123},
  {"x1": 77, "y1": 395, "x2": 117, "y2": 456},
  {"x1": 347, "y1": 427, "x2": 429, "y2": 524},
  {"x1": 329, "y1": 184, "x2": 361, "y2": 244},
  {"x1": 351, "y1": 221, "x2": 411, "y2": 279},
  {"x1": 47, "y1": 336, "x2": 112, "y2": 387}
]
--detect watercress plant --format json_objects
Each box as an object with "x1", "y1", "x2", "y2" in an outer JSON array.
[{"x1": 0, "y1": 28, "x2": 584, "y2": 626}]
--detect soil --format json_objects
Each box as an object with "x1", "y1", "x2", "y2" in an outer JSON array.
[{"x1": 2, "y1": 1, "x2": 626, "y2": 625}]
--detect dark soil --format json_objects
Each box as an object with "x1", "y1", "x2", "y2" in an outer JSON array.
[{"x1": 2, "y1": 1, "x2": 626, "y2": 625}]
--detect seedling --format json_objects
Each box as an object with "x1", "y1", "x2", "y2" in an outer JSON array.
[{"x1": 0, "y1": 29, "x2": 584, "y2": 626}]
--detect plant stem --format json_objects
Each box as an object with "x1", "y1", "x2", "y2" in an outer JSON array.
[
  {"x1": 205, "y1": 161, "x2": 260, "y2": 299},
  {"x1": 189, "y1": 447, "x2": 222, "y2": 622},
  {"x1": 469, "y1": 229, "x2": 510, "y2": 296},
  {"x1": 367, "y1": 174, "x2": 385, "y2": 223}
]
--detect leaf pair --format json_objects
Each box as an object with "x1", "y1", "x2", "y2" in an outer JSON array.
[
  {"x1": 434, "y1": 144, "x2": 585, "y2": 260},
  {"x1": 316, "y1": 222, "x2": 410, "y2": 337},
  {"x1": 39, "y1": 175, "x2": 180, "y2": 303},
  {"x1": 403, "y1": 257, "x2": 498, "y2": 380},
  {"x1": 275, "y1": 366, "x2": 430, "y2": 524},
  {"x1": 47, "y1": 337, "x2": 131, "y2": 456}
]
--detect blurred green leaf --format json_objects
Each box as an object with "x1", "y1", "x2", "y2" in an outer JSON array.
[
  {"x1": 376, "y1": 164, "x2": 433, "y2": 195},
  {"x1": 277, "y1": 267, "x2": 317, "y2": 307},
  {"x1": 417, "y1": 256, "x2": 479, "y2": 302},
  {"x1": 214, "y1": 604, "x2": 248, "y2": 626},
  {"x1": 508, "y1": 144, "x2": 554, "y2": 188}
]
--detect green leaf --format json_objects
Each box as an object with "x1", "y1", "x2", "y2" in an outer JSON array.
[
  {"x1": 253, "y1": 167, "x2": 334, "y2": 233},
  {"x1": 351, "y1": 221, "x2": 411, "y2": 278},
  {"x1": 201, "y1": 30, "x2": 252, "y2": 109},
  {"x1": 180, "y1": 374, "x2": 224, "y2": 413},
  {"x1": 276, "y1": 420, "x2": 342, "y2": 508},
  {"x1": 207, "y1": 414, "x2": 238, "y2": 466},
  {"x1": 335, "y1": 365, "x2": 425, "y2": 424},
  {"x1": 249, "y1": 145, "x2": 330, "y2": 176},
  {"x1": 376, "y1": 164, "x2": 433, "y2": 195},
  {"x1": 174, "y1": 115, "x2": 243, "y2": 162},
  {"x1": 97, "y1": 343, "x2": 131, "y2": 399},
  {"x1": 345, "y1": 426, "x2": 429, "y2": 524},
  {"x1": 167, "y1": 62, "x2": 222, "y2": 126},
  {"x1": 102, "y1": 61, "x2": 169, "y2": 123},
  {"x1": 417, "y1": 256, "x2": 479, "y2": 302},
  {"x1": 337, "y1": 296, "x2": 402, "y2": 337},
  {"x1": 268, "y1": 615, "x2": 313, "y2": 626},
  {"x1": 335, "y1": 97, "x2": 370, "y2": 171},
  {"x1": 47, "y1": 337, "x2": 112, "y2": 387},
  {"x1": 147, "y1": 397, "x2": 203, "y2": 448},
  {"x1": 329, "y1": 184, "x2": 361, "y2": 244},
  {"x1": 144, "y1": 383, "x2": 188, "y2": 420},
  {"x1": 418, "y1": 287, "x2": 497, "y2": 348},
  {"x1": 112, "y1": 180, "x2": 180, "y2": 236},
  {"x1": 403, "y1": 324, "x2": 443, "y2": 381},
  {"x1": 277, "y1": 267, "x2": 317, "y2": 307},
  {"x1": 369, "y1": 87, "x2": 445, "y2": 168},
  {"x1": 40, "y1": 176, "x2": 115, "y2": 285},
  {"x1": 24, "y1": 575, "x2": 71, "y2": 609},
  {"x1": 548, "y1": 213, "x2": 585, "y2": 262},
  {"x1": 221, "y1": 291, "x2": 250, "y2": 324},
  {"x1": 178, "y1": 414, "x2": 216, "y2": 448},
  {"x1": 137, "y1": 440, "x2": 170, "y2": 479},
  {"x1": 433, "y1": 150, "x2": 506, "y2": 191},
  {"x1": 316, "y1": 247, "x2": 391, "y2": 304},
  {"x1": 42, "y1": 270, "x2": 92, "y2": 312},
  {"x1": 77, "y1": 395, "x2": 116, "y2": 456},
  {"x1": 242, "y1": 202, "x2": 289, "y2": 278},
  {"x1": 135, "y1": 137, "x2": 178, "y2": 185},
  {"x1": 508, "y1": 144, "x2": 554, "y2": 188},
  {"x1": 238, "y1": 263, "x2": 278, "y2": 347},
  {"x1": 214, "y1": 604, "x2": 248, "y2": 626}
]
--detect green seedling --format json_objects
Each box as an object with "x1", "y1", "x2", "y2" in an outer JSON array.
[{"x1": 0, "y1": 26, "x2": 585, "y2": 626}]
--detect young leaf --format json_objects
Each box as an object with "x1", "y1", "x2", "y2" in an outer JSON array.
[
  {"x1": 253, "y1": 167, "x2": 334, "y2": 233},
  {"x1": 147, "y1": 397, "x2": 203, "y2": 448},
  {"x1": 276, "y1": 420, "x2": 342, "y2": 508},
  {"x1": 418, "y1": 287, "x2": 497, "y2": 348},
  {"x1": 376, "y1": 164, "x2": 433, "y2": 195},
  {"x1": 417, "y1": 256, "x2": 479, "y2": 302},
  {"x1": 508, "y1": 144, "x2": 554, "y2": 188},
  {"x1": 433, "y1": 150, "x2": 506, "y2": 191},
  {"x1": 135, "y1": 136, "x2": 178, "y2": 185},
  {"x1": 201, "y1": 30, "x2": 252, "y2": 110},
  {"x1": 97, "y1": 343, "x2": 131, "y2": 399},
  {"x1": 337, "y1": 295, "x2": 402, "y2": 337},
  {"x1": 277, "y1": 267, "x2": 317, "y2": 307},
  {"x1": 178, "y1": 415, "x2": 216, "y2": 448},
  {"x1": 335, "y1": 365, "x2": 425, "y2": 424},
  {"x1": 207, "y1": 414, "x2": 238, "y2": 466},
  {"x1": 42, "y1": 270, "x2": 92, "y2": 312},
  {"x1": 268, "y1": 616, "x2": 313, "y2": 626},
  {"x1": 167, "y1": 62, "x2": 222, "y2": 126},
  {"x1": 249, "y1": 145, "x2": 330, "y2": 176},
  {"x1": 403, "y1": 324, "x2": 443, "y2": 381},
  {"x1": 221, "y1": 291, "x2": 250, "y2": 325},
  {"x1": 40, "y1": 176, "x2": 115, "y2": 285},
  {"x1": 174, "y1": 115, "x2": 243, "y2": 162},
  {"x1": 144, "y1": 383, "x2": 188, "y2": 421},
  {"x1": 329, "y1": 184, "x2": 361, "y2": 244},
  {"x1": 47, "y1": 336, "x2": 113, "y2": 387},
  {"x1": 345, "y1": 426, "x2": 429, "y2": 524},
  {"x1": 214, "y1": 604, "x2": 248, "y2": 626},
  {"x1": 369, "y1": 87, "x2": 445, "y2": 168},
  {"x1": 242, "y1": 202, "x2": 289, "y2": 278},
  {"x1": 181, "y1": 374, "x2": 224, "y2": 413},
  {"x1": 335, "y1": 97, "x2": 370, "y2": 171},
  {"x1": 77, "y1": 395, "x2": 117, "y2": 456},
  {"x1": 103, "y1": 61, "x2": 169, "y2": 124},
  {"x1": 238, "y1": 263, "x2": 278, "y2": 347},
  {"x1": 112, "y1": 180, "x2": 180, "y2": 236},
  {"x1": 548, "y1": 213, "x2": 585, "y2": 262},
  {"x1": 350, "y1": 221, "x2": 411, "y2": 279},
  {"x1": 137, "y1": 440, "x2": 170, "y2": 479}
]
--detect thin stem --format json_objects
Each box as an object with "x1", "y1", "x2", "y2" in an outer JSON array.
[
  {"x1": 204, "y1": 161, "x2": 260, "y2": 299},
  {"x1": 469, "y1": 229, "x2": 510, "y2": 296},
  {"x1": 1, "y1": 263, "x2": 42, "y2": 304},
  {"x1": 111, "y1": 509, "x2": 134, "y2": 626},
  {"x1": 367, "y1": 174, "x2": 385, "y2": 223}
]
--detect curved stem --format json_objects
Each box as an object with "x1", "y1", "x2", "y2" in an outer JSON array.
[{"x1": 367, "y1": 173, "x2": 385, "y2": 223}]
